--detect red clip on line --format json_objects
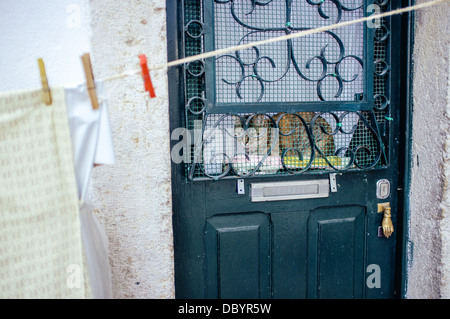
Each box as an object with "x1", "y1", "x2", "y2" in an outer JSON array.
[{"x1": 139, "y1": 54, "x2": 156, "y2": 98}]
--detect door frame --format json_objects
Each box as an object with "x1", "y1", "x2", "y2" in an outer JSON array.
[
  {"x1": 398, "y1": 0, "x2": 415, "y2": 299},
  {"x1": 165, "y1": 0, "x2": 415, "y2": 299}
]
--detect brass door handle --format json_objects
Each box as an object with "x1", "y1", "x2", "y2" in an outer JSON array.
[{"x1": 378, "y1": 203, "x2": 394, "y2": 238}]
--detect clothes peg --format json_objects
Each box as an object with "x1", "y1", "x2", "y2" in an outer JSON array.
[
  {"x1": 81, "y1": 53, "x2": 99, "y2": 109},
  {"x1": 37, "y1": 58, "x2": 52, "y2": 106},
  {"x1": 139, "y1": 54, "x2": 156, "y2": 98}
]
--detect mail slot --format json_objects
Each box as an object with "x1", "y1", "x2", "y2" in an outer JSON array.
[{"x1": 250, "y1": 179, "x2": 330, "y2": 202}]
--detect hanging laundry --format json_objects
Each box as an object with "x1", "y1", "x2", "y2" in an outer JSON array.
[
  {"x1": 0, "y1": 88, "x2": 89, "y2": 298},
  {"x1": 65, "y1": 80, "x2": 115, "y2": 201},
  {"x1": 64, "y1": 80, "x2": 115, "y2": 299},
  {"x1": 78, "y1": 201, "x2": 112, "y2": 299}
]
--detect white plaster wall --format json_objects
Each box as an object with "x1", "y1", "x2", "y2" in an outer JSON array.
[
  {"x1": 407, "y1": 0, "x2": 450, "y2": 299},
  {"x1": 0, "y1": 0, "x2": 91, "y2": 89},
  {"x1": 441, "y1": 47, "x2": 450, "y2": 298},
  {"x1": 87, "y1": 0, "x2": 174, "y2": 298},
  {"x1": 438, "y1": 5, "x2": 450, "y2": 298}
]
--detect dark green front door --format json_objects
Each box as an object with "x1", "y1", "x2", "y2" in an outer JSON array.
[{"x1": 167, "y1": 0, "x2": 407, "y2": 299}]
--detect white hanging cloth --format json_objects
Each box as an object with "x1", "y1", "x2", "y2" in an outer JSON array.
[
  {"x1": 65, "y1": 80, "x2": 115, "y2": 299},
  {"x1": 65, "y1": 80, "x2": 115, "y2": 201}
]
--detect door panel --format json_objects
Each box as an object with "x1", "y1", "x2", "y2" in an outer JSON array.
[
  {"x1": 171, "y1": 167, "x2": 400, "y2": 299},
  {"x1": 307, "y1": 206, "x2": 366, "y2": 299},
  {"x1": 205, "y1": 213, "x2": 271, "y2": 298},
  {"x1": 204, "y1": 205, "x2": 367, "y2": 299},
  {"x1": 271, "y1": 211, "x2": 308, "y2": 299}
]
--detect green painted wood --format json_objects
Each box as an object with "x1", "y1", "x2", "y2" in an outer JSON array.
[
  {"x1": 205, "y1": 213, "x2": 271, "y2": 298},
  {"x1": 307, "y1": 206, "x2": 366, "y2": 299},
  {"x1": 167, "y1": 0, "x2": 409, "y2": 299},
  {"x1": 271, "y1": 211, "x2": 308, "y2": 299}
]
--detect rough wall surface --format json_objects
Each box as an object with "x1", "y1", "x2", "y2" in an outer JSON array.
[
  {"x1": 407, "y1": 0, "x2": 450, "y2": 299},
  {"x1": 88, "y1": 0, "x2": 174, "y2": 298},
  {"x1": 0, "y1": 0, "x2": 91, "y2": 90},
  {"x1": 439, "y1": 4, "x2": 450, "y2": 298}
]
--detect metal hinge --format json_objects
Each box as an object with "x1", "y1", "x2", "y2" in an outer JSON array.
[
  {"x1": 329, "y1": 173, "x2": 337, "y2": 193},
  {"x1": 237, "y1": 179, "x2": 245, "y2": 195}
]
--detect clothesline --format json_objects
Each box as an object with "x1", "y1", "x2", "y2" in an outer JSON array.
[{"x1": 101, "y1": 0, "x2": 448, "y2": 84}]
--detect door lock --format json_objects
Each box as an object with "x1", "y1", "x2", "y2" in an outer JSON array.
[
  {"x1": 378, "y1": 202, "x2": 394, "y2": 238},
  {"x1": 376, "y1": 179, "x2": 390, "y2": 199}
]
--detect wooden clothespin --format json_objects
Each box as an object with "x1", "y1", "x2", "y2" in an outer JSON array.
[
  {"x1": 37, "y1": 58, "x2": 52, "y2": 106},
  {"x1": 139, "y1": 54, "x2": 156, "y2": 98},
  {"x1": 81, "y1": 53, "x2": 99, "y2": 109}
]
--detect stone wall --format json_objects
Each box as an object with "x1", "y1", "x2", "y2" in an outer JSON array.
[
  {"x1": 407, "y1": 0, "x2": 450, "y2": 299},
  {"x1": 88, "y1": 0, "x2": 174, "y2": 298}
]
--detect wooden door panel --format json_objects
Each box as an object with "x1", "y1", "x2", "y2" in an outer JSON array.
[
  {"x1": 205, "y1": 213, "x2": 271, "y2": 298},
  {"x1": 271, "y1": 211, "x2": 308, "y2": 299},
  {"x1": 307, "y1": 206, "x2": 366, "y2": 299},
  {"x1": 205, "y1": 207, "x2": 366, "y2": 299}
]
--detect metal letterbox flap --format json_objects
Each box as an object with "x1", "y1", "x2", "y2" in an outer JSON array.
[{"x1": 250, "y1": 179, "x2": 329, "y2": 202}]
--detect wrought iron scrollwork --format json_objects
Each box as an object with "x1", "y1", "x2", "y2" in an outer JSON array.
[
  {"x1": 181, "y1": 0, "x2": 392, "y2": 180},
  {"x1": 188, "y1": 111, "x2": 384, "y2": 180},
  {"x1": 214, "y1": 0, "x2": 365, "y2": 103}
]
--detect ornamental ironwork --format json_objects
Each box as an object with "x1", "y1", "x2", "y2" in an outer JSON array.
[
  {"x1": 213, "y1": 0, "x2": 365, "y2": 103},
  {"x1": 181, "y1": 0, "x2": 391, "y2": 181}
]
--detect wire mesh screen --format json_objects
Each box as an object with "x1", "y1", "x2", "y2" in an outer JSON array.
[
  {"x1": 194, "y1": 111, "x2": 382, "y2": 180},
  {"x1": 214, "y1": 0, "x2": 365, "y2": 103},
  {"x1": 182, "y1": 0, "x2": 391, "y2": 181}
]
